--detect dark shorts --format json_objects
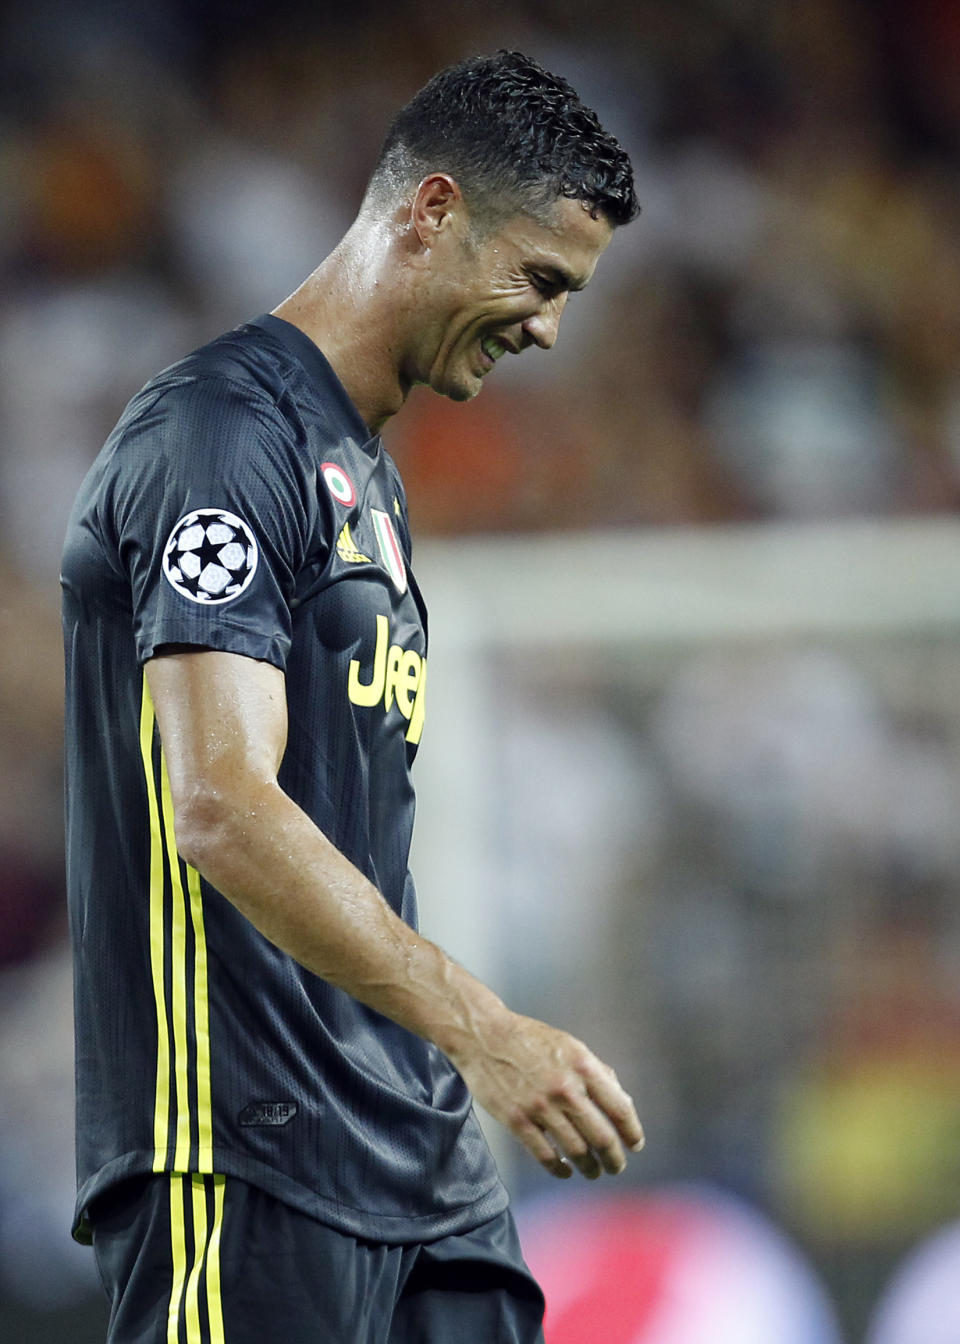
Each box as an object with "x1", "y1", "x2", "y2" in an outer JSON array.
[{"x1": 89, "y1": 1173, "x2": 545, "y2": 1343}]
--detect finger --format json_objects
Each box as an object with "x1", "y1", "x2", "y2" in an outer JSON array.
[
  {"x1": 512, "y1": 1116, "x2": 574, "y2": 1179},
  {"x1": 539, "y1": 1113, "x2": 605, "y2": 1179},
  {"x1": 584, "y1": 1068, "x2": 645, "y2": 1152},
  {"x1": 558, "y1": 1103, "x2": 627, "y2": 1176},
  {"x1": 547, "y1": 1071, "x2": 631, "y2": 1174}
]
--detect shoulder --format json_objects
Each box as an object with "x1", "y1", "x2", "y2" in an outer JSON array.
[
  {"x1": 170, "y1": 320, "x2": 292, "y2": 394},
  {"x1": 103, "y1": 325, "x2": 306, "y2": 487},
  {"x1": 142, "y1": 325, "x2": 293, "y2": 427}
]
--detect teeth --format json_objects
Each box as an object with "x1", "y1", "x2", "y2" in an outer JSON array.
[{"x1": 481, "y1": 337, "x2": 506, "y2": 362}]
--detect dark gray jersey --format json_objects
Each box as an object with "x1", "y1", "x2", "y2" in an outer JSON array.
[{"x1": 62, "y1": 315, "x2": 505, "y2": 1244}]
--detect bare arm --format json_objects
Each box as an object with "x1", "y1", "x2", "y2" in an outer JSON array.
[{"x1": 146, "y1": 648, "x2": 644, "y2": 1180}]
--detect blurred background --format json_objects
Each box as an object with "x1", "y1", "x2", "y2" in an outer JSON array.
[{"x1": 1, "y1": 1, "x2": 959, "y2": 1340}]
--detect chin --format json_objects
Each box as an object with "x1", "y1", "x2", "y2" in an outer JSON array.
[
  {"x1": 443, "y1": 383, "x2": 481, "y2": 403},
  {"x1": 432, "y1": 371, "x2": 483, "y2": 403}
]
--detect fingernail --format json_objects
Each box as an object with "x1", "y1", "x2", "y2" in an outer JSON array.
[{"x1": 631, "y1": 1137, "x2": 645, "y2": 1152}]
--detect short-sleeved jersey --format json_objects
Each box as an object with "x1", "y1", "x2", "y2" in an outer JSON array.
[{"x1": 61, "y1": 314, "x2": 507, "y2": 1245}]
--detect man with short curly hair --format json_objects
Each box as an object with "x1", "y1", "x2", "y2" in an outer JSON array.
[
  {"x1": 366, "y1": 49, "x2": 639, "y2": 234},
  {"x1": 63, "y1": 49, "x2": 643, "y2": 1343}
]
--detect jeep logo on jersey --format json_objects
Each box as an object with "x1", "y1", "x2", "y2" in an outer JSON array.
[
  {"x1": 347, "y1": 613, "x2": 426, "y2": 744},
  {"x1": 371, "y1": 509, "x2": 407, "y2": 593},
  {"x1": 162, "y1": 508, "x2": 259, "y2": 604}
]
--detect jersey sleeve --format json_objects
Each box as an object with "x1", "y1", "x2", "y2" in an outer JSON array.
[{"x1": 109, "y1": 373, "x2": 315, "y2": 669}]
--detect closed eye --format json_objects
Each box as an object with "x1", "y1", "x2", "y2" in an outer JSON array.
[{"x1": 529, "y1": 267, "x2": 578, "y2": 299}]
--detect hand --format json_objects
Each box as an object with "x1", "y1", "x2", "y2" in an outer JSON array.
[{"x1": 451, "y1": 1011, "x2": 644, "y2": 1180}]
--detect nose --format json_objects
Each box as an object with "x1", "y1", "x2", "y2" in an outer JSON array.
[{"x1": 522, "y1": 292, "x2": 568, "y2": 350}]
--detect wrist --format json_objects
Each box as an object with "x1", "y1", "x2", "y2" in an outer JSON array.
[{"x1": 431, "y1": 971, "x2": 513, "y2": 1066}]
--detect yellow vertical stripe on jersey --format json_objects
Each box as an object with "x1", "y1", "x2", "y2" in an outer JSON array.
[
  {"x1": 184, "y1": 1175, "x2": 207, "y2": 1340},
  {"x1": 141, "y1": 672, "x2": 215, "y2": 1176},
  {"x1": 158, "y1": 751, "x2": 192, "y2": 1170},
  {"x1": 206, "y1": 1176, "x2": 226, "y2": 1344},
  {"x1": 141, "y1": 680, "x2": 171, "y2": 1166},
  {"x1": 187, "y1": 862, "x2": 214, "y2": 1170},
  {"x1": 167, "y1": 1176, "x2": 188, "y2": 1344}
]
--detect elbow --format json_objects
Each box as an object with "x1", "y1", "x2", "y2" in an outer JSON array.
[{"x1": 171, "y1": 782, "x2": 241, "y2": 874}]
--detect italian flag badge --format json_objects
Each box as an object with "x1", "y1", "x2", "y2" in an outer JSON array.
[{"x1": 371, "y1": 509, "x2": 407, "y2": 593}]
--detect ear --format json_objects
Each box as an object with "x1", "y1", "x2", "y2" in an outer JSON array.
[{"x1": 410, "y1": 174, "x2": 465, "y2": 247}]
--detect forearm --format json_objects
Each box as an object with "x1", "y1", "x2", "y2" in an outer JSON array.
[
  {"x1": 147, "y1": 649, "x2": 644, "y2": 1181},
  {"x1": 177, "y1": 779, "x2": 509, "y2": 1057}
]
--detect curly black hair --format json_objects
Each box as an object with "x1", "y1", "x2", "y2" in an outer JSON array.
[{"x1": 365, "y1": 50, "x2": 638, "y2": 230}]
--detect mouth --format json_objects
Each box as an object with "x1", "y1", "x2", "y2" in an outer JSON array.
[{"x1": 480, "y1": 336, "x2": 508, "y2": 370}]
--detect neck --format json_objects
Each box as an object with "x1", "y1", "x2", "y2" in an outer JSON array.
[{"x1": 271, "y1": 217, "x2": 412, "y2": 433}]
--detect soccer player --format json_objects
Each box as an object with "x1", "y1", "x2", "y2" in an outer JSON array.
[{"x1": 62, "y1": 50, "x2": 643, "y2": 1343}]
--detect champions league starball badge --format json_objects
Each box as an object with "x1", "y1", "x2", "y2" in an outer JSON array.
[{"x1": 162, "y1": 508, "x2": 259, "y2": 604}]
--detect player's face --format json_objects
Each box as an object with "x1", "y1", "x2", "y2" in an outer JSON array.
[{"x1": 417, "y1": 197, "x2": 614, "y2": 402}]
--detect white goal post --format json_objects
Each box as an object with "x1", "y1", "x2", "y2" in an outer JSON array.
[{"x1": 411, "y1": 516, "x2": 960, "y2": 974}]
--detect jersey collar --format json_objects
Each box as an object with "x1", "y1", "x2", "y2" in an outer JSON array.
[{"x1": 250, "y1": 313, "x2": 375, "y2": 449}]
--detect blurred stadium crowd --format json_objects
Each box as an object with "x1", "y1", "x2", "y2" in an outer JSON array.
[{"x1": 1, "y1": 0, "x2": 959, "y2": 1340}]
